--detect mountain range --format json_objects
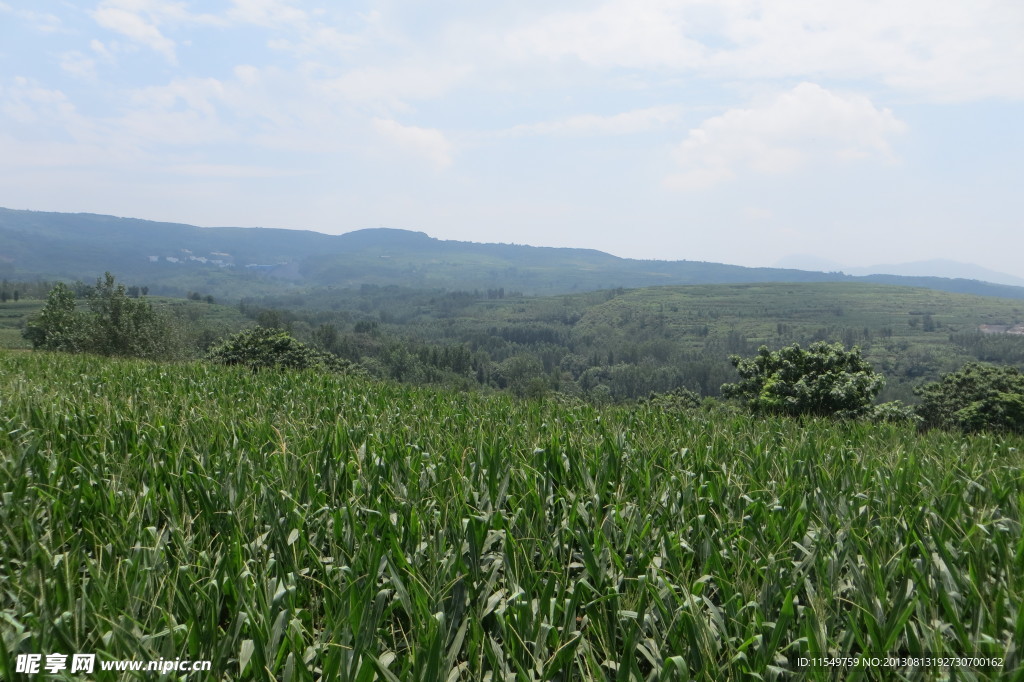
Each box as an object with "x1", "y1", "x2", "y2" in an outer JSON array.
[
  {"x1": 775, "y1": 254, "x2": 1024, "y2": 288},
  {"x1": 3, "y1": 207, "x2": 1024, "y2": 301}
]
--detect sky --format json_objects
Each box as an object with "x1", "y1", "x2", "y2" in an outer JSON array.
[{"x1": 1, "y1": 0, "x2": 1022, "y2": 276}]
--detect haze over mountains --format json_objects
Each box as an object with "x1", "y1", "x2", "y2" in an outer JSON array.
[
  {"x1": 776, "y1": 255, "x2": 1024, "y2": 288},
  {"x1": 3, "y1": 207, "x2": 1024, "y2": 301}
]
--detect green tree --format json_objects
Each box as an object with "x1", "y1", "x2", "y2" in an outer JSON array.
[
  {"x1": 914, "y1": 362, "x2": 1024, "y2": 433},
  {"x1": 643, "y1": 386, "x2": 702, "y2": 411},
  {"x1": 493, "y1": 353, "x2": 545, "y2": 397},
  {"x1": 85, "y1": 272, "x2": 178, "y2": 358},
  {"x1": 721, "y1": 342, "x2": 885, "y2": 418},
  {"x1": 23, "y1": 282, "x2": 85, "y2": 352},
  {"x1": 205, "y1": 326, "x2": 356, "y2": 373}
]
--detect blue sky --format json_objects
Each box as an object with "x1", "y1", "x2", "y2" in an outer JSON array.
[{"x1": 1, "y1": 0, "x2": 1022, "y2": 276}]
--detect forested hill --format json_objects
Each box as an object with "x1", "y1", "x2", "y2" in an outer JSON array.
[{"x1": 3, "y1": 207, "x2": 1024, "y2": 300}]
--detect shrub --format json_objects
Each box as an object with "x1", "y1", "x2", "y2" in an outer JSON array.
[
  {"x1": 869, "y1": 400, "x2": 921, "y2": 425},
  {"x1": 721, "y1": 341, "x2": 885, "y2": 419},
  {"x1": 643, "y1": 386, "x2": 702, "y2": 411},
  {"x1": 205, "y1": 326, "x2": 356, "y2": 373},
  {"x1": 915, "y1": 362, "x2": 1024, "y2": 433}
]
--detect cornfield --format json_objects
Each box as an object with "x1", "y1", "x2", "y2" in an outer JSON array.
[{"x1": 1, "y1": 351, "x2": 1020, "y2": 680}]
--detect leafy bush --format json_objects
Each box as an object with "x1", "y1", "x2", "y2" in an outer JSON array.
[
  {"x1": 721, "y1": 341, "x2": 885, "y2": 418},
  {"x1": 205, "y1": 326, "x2": 356, "y2": 373},
  {"x1": 643, "y1": 386, "x2": 702, "y2": 411},
  {"x1": 915, "y1": 362, "x2": 1024, "y2": 433},
  {"x1": 869, "y1": 400, "x2": 920, "y2": 425}
]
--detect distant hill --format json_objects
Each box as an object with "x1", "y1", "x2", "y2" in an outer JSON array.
[
  {"x1": 777, "y1": 254, "x2": 1024, "y2": 289},
  {"x1": 3, "y1": 207, "x2": 1024, "y2": 300},
  {"x1": 845, "y1": 260, "x2": 1024, "y2": 288}
]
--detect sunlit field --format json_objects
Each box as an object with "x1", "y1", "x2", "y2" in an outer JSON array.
[{"x1": 1, "y1": 351, "x2": 1020, "y2": 680}]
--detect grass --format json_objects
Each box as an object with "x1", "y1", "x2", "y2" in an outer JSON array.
[
  {"x1": 0, "y1": 300, "x2": 41, "y2": 350},
  {"x1": 0, "y1": 350, "x2": 1021, "y2": 680}
]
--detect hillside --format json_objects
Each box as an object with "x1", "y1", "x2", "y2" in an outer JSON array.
[
  {"x1": 236, "y1": 281, "x2": 1024, "y2": 403},
  {"x1": 4, "y1": 207, "x2": 1024, "y2": 300}
]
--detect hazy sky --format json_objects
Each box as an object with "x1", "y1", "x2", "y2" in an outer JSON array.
[{"x1": 1, "y1": 1, "x2": 1022, "y2": 275}]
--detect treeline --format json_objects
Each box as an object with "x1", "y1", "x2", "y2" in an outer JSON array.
[
  {"x1": 1, "y1": 278, "x2": 157, "y2": 301},
  {"x1": 949, "y1": 331, "x2": 1024, "y2": 364},
  {"x1": 1, "y1": 279, "x2": 56, "y2": 301}
]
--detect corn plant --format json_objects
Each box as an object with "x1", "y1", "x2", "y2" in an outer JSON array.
[{"x1": 0, "y1": 350, "x2": 1020, "y2": 680}]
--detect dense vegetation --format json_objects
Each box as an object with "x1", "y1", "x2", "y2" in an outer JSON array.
[
  {"x1": 0, "y1": 350, "x2": 1020, "y2": 680},
  {"x1": 22, "y1": 273, "x2": 182, "y2": 360},
  {"x1": 6, "y1": 278, "x2": 1024, "y2": 413},
  {"x1": 236, "y1": 282, "x2": 1024, "y2": 405},
  {"x1": 4, "y1": 279, "x2": 248, "y2": 356},
  {"x1": 721, "y1": 342, "x2": 885, "y2": 419},
  {"x1": 206, "y1": 326, "x2": 358, "y2": 374},
  {"x1": 915, "y1": 363, "x2": 1024, "y2": 433}
]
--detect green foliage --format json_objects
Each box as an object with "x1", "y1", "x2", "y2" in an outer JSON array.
[
  {"x1": 84, "y1": 272, "x2": 179, "y2": 358},
  {"x1": 492, "y1": 353, "x2": 546, "y2": 397},
  {"x1": 23, "y1": 274, "x2": 180, "y2": 359},
  {"x1": 205, "y1": 325, "x2": 355, "y2": 373},
  {"x1": 0, "y1": 350, "x2": 1020, "y2": 679},
  {"x1": 241, "y1": 281, "x2": 1024, "y2": 403},
  {"x1": 915, "y1": 362, "x2": 1024, "y2": 433},
  {"x1": 22, "y1": 282, "x2": 84, "y2": 351},
  {"x1": 643, "y1": 386, "x2": 702, "y2": 411},
  {"x1": 869, "y1": 400, "x2": 921, "y2": 425},
  {"x1": 722, "y1": 341, "x2": 885, "y2": 418}
]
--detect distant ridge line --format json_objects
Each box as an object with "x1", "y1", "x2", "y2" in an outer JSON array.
[{"x1": 1, "y1": 207, "x2": 1023, "y2": 301}]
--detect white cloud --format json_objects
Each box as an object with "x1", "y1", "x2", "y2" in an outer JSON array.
[
  {"x1": 372, "y1": 118, "x2": 453, "y2": 169},
  {"x1": 507, "y1": 0, "x2": 707, "y2": 69},
  {"x1": 166, "y1": 163, "x2": 302, "y2": 178},
  {"x1": 267, "y1": 25, "x2": 362, "y2": 55},
  {"x1": 505, "y1": 105, "x2": 683, "y2": 137},
  {"x1": 130, "y1": 77, "x2": 226, "y2": 118},
  {"x1": 226, "y1": 0, "x2": 308, "y2": 28},
  {"x1": 707, "y1": 0, "x2": 1024, "y2": 101},
  {"x1": 665, "y1": 82, "x2": 906, "y2": 190},
  {"x1": 60, "y1": 52, "x2": 98, "y2": 81},
  {"x1": 0, "y1": 2, "x2": 63, "y2": 33},
  {"x1": 225, "y1": 0, "x2": 364, "y2": 57},
  {"x1": 322, "y1": 63, "x2": 471, "y2": 111},
  {"x1": 234, "y1": 65, "x2": 261, "y2": 86},
  {"x1": 90, "y1": 0, "x2": 226, "y2": 64},
  {"x1": 1, "y1": 78, "x2": 82, "y2": 129},
  {"x1": 92, "y1": 3, "x2": 179, "y2": 63},
  {"x1": 119, "y1": 77, "x2": 234, "y2": 147},
  {"x1": 90, "y1": 39, "x2": 114, "y2": 61},
  {"x1": 508, "y1": 0, "x2": 1024, "y2": 102}
]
